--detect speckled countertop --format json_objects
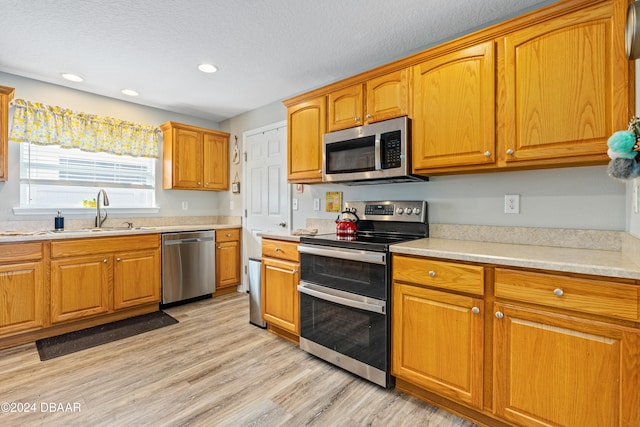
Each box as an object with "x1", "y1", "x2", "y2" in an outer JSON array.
[
  {"x1": 390, "y1": 238, "x2": 640, "y2": 280},
  {"x1": 257, "y1": 231, "x2": 301, "y2": 242},
  {"x1": 0, "y1": 224, "x2": 240, "y2": 243}
]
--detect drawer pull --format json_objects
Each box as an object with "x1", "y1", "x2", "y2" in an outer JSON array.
[
  {"x1": 553, "y1": 288, "x2": 564, "y2": 297},
  {"x1": 495, "y1": 311, "x2": 504, "y2": 319},
  {"x1": 472, "y1": 307, "x2": 480, "y2": 314},
  {"x1": 428, "y1": 270, "x2": 436, "y2": 278}
]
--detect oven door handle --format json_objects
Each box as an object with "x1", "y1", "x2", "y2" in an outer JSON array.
[
  {"x1": 298, "y1": 281, "x2": 386, "y2": 314},
  {"x1": 298, "y1": 245, "x2": 387, "y2": 265}
]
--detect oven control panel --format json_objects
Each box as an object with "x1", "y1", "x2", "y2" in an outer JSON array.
[{"x1": 344, "y1": 200, "x2": 427, "y2": 223}]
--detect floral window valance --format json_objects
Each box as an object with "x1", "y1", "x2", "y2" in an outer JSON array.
[{"x1": 9, "y1": 99, "x2": 160, "y2": 158}]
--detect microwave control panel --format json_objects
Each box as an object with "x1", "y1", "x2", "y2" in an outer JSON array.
[{"x1": 381, "y1": 130, "x2": 402, "y2": 169}]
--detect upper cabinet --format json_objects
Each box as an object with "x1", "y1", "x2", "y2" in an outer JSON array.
[
  {"x1": 327, "y1": 69, "x2": 410, "y2": 132},
  {"x1": 161, "y1": 121, "x2": 229, "y2": 191},
  {"x1": 286, "y1": 96, "x2": 326, "y2": 183},
  {"x1": 283, "y1": 0, "x2": 632, "y2": 180},
  {"x1": 412, "y1": 42, "x2": 495, "y2": 173},
  {"x1": 498, "y1": 0, "x2": 629, "y2": 169},
  {"x1": 0, "y1": 86, "x2": 15, "y2": 182}
]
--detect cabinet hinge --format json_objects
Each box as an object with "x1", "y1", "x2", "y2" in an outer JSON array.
[
  {"x1": 244, "y1": 209, "x2": 247, "y2": 218},
  {"x1": 243, "y1": 151, "x2": 247, "y2": 162}
]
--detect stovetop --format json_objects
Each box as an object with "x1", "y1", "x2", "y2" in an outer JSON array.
[{"x1": 300, "y1": 200, "x2": 428, "y2": 252}]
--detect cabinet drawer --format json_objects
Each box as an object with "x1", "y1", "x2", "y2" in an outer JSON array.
[
  {"x1": 216, "y1": 228, "x2": 240, "y2": 243},
  {"x1": 51, "y1": 234, "x2": 160, "y2": 258},
  {"x1": 262, "y1": 239, "x2": 299, "y2": 262},
  {"x1": 494, "y1": 268, "x2": 640, "y2": 322},
  {"x1": 392, "y1": 255, "x2": 484, "y2": 295},
  {"x1": 0, "y1": 242, "x2": 43, "y2": 263}
]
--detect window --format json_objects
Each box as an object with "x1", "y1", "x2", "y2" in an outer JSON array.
[{"x1": 20, "y1": 143, "x2": 156, "y2": 208}]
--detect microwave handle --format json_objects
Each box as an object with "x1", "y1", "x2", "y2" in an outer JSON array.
[{"x1": 374, "y1": 134, "x2": 381, "y2": 170}]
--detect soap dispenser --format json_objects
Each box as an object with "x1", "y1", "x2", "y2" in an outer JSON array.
[{"x1": 55, "y1": 210, "x2": 64, "y2": 230}]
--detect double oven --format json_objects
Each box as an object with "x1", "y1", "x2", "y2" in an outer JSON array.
[{"x1": 297, "y1": 200, "x2": 428, "y2": 388}]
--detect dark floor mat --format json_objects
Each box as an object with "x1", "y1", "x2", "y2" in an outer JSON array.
[{"x1": 36, "y1": 311, "x2": 178, "y2": 361}]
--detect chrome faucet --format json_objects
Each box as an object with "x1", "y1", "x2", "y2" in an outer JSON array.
[{"x1": 95, "y1": 189, "x2": 110, "y2": 228}]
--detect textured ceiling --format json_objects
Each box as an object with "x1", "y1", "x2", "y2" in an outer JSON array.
[{"x1": 0, "y1": 0, "x2": 555, "y2": 122}]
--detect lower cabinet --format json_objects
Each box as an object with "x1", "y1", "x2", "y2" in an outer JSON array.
[
  {"x1": 50, "y1": 234, "x2": 161, "y2": 324},
  {"x1": 392, "y1": 255, "x2": 640, "y2": 427},
  {"x1": 392, "y1": 255, "x2": 485, "y2": 409},
  {"x1": 0, "y1": 242, "x2": 45, "y2": 337},
  {"x1": 215, "y1": 228, "x2": 241, "y2": 291},
  {"x1": 261, "y1": 238, "x2": 299, "y2": 341},
  {"x1": 493, "y1": 302, "x2": 640, "y2": 427}
]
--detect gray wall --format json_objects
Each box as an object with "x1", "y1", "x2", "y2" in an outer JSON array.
[
  {"x1": 0, "y1": 71, "x2": 226, "y2": 223},
  {"x1": 223, "y1": 103, "x2": 628, "y2": 233}
]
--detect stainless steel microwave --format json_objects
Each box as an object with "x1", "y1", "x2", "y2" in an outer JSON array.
[{"x1": 322, "y1": 116, "x2": 427, "y2": 185}]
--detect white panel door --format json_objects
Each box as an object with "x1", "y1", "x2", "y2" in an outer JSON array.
[{"x1": 243, "y1": 120, "x2": 289, "y2": 262}]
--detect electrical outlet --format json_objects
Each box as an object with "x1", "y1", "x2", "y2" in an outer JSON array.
[
  {"x1": 292, "y1": 198, "x2": 299, "y2": 210},
  {"x1": 504, "y1": 194, "x2": 520, "y2": 214},
  {"x1": 313, "y1": 198, "x2": 320, "y2": 211}
]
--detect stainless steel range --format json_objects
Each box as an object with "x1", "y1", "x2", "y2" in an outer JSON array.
[{"x1": 297, "y1": 200, "x2": 428, "y2": 388}]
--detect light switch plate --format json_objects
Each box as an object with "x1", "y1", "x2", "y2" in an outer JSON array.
[{"x1": 292, "y1": 198, "x2": 299, "y2": 210}]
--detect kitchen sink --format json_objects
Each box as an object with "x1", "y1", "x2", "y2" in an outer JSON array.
[{"x1": 48, "y1": 226, "x2": 155, "y2": 234}]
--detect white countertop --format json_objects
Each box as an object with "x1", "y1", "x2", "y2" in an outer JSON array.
[
  {"x1": 257, "y1": 231, "x2": 302, "y2": 242},
  {"x1": 390, "y1": 238, "x2": 640, "y2": 280},
  {"x1": 0, "y1": 224, "x2": 240, "y2": 243}
]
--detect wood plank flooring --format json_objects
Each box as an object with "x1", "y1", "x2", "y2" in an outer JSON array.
[{"x1": 0, "y1": 292, "x2": 476, "y2": 426}]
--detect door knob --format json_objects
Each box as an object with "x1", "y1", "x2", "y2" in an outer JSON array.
[{"x1": 278, "y1": 222, "x2": 287, "y2": 228}]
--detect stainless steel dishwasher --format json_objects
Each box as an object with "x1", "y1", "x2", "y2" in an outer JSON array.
[{"x1": 162, "y1": 230, "x2": 215, "y2": 305}]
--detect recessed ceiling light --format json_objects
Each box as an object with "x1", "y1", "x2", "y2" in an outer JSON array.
[
  {"x1": 121, "y1": 89, "x2": 139, "y2": 96},
  {"x1": 198, "y1": 63, "x2": 218, "y2": 73},
  {"x1": 61, "y1": 73, "x2": 84, "y2": 82}
]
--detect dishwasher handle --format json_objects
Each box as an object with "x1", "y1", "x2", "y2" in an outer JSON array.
[{"x1": 163, "y1": 236, "x2": 214, "y2": 245}]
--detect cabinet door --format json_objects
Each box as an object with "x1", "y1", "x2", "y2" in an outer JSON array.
[
  {"x1": 216, "y1": 240, "x2": 240, "y2": 288},
  {"x1": 203, "y1": 132, "x2": 229, "y2": 190},
  {"x1": 0, "y1": 261, "x2": 44, "y2": 336},
  {"x1": 366, "y1": 69, "x2": 410, "y2": 124},
  {"x1": 287, "y1": 96, "x2": 326, "y2": 183},
  {"x1": 327, "y1": 84, "x2": 364, "y2": 131},
  {"x1": 113, "y1": 249, "x2": 160, "y2": 310},
  {"x1": 392, "y1": 282, "x2": 484, "y2": 408},
  {"x1": 493, "y1": 302, "x2": 640, "y2": 427},
  {"x1": 413, "y1": 41, "x2": 495, "y2": 172},
  {"x1": 500, "y1": 1, "x2": 628, "y2": 167},
  {"x1": 173, "y1": 128, "x2": 203, "y2": 189},
  {"x1": 261, "y1": 257, "x2": 299, "y2": 334},
  {"x1": 50, "y1": 255, "x2": 110, "y2": 323}
]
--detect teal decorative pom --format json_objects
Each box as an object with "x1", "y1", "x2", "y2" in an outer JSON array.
[{"x1": 607, "y1": 131, "x2": 637, "y2": 159}]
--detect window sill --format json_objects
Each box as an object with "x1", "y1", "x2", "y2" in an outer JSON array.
[{"x1": 13, "y1": 207, "x2": 160, "y2": 216}]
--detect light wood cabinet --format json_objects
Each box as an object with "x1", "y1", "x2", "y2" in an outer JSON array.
[
  {"x1": 412, "y1": 41, "x2": 495, "y2": 173},
  {"x1": 215, "y1": 228, "x2": 241, "y2": 290},
  {"x1": 498, "y1": 0, "x2": 629, "y2": 169},
  {"x1": 493, "y1": 302, "x2": 640, "y2": 427},
  {"x1": 0, "y1": 86, "x2": 15, "y2": 182},
  {"x1": 327, "y1": 69, "x2": 410, "y2": 132},
  {"x1": 50, "y1": 235, "x2": 161, "y2": 324},
  {"x1": 286, "y1": 96, "x2": 326, "y2": 183},
  {"x1": 0, "y1": 242, "x2": 45, "y2": 337},
  {"x1": 261, "y1": 239, "x2": 299, "y2": 341},
  {"x1": 161, "y1": 121, "x2": 229, "y2": 190},
  {"x1": 392, "y1": 255, "x2": 484, "y2": 409}
]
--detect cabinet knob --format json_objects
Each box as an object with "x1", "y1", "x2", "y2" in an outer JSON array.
[
  {"x1": 103, "y1": 259, "x2": 108, "y2": 263},
  {"x1": 472, "y1": 307, "x2": 480, "y2": 314},
  {"x1": 365, "y1": 113, "x2": 371, "y2": 119},
  {"x1": 484, "y1": 151, "x2": 491, "y2": 157},
  {"x1": 197, "y1": 181, "x2": 202, "y2": 185},
  {"x1": 553, "y1": 288, "x2": 564, "y2": 297},
  {"x1": 275, "y1": 248, "x2": 282, "y2": 252},
  {"x1": 116, "y1": 257, "x2": 121, "y2": 262},
  {"x1": 495, "y1": 311, "x2": 504, "y2": 319},
  {"x1": 217, "y1": 246, "x2": 222, "y2": 249},
  {"x1": 355, "y1": 116, "x2": 360, "y2": 122},
  {"x1": 506, "y1": 148, "x2": 514, "y2": 155},
  {"x1": 292, "y1": 270, "x2": 299, "y2": 274},
  {"x1": 428, "y1": 270, "x2": 436, "y2": 278},
  {"x1": 226, "y1": 233, "x2": 232, "y2": 237},
  {"x1": 205, "y1": 182, "x2": 209, "y2": 186}
]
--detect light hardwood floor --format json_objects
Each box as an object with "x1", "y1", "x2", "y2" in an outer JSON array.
[{"x1": 0, "y1": 292, "x2": 476, "y2": 426}]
